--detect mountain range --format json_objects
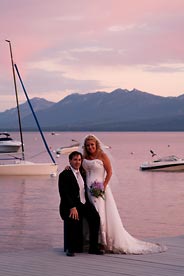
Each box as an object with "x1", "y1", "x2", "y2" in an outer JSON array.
[{"x1": 1, "y1": 88, "x2": 184, "y2": 131}]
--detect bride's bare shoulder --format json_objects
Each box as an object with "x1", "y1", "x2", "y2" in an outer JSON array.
[
  {"x1": 101, "y1": 151, "x2": 108, "y2": 158},
  {"x1": 99, "y1": 151, "x2": 108, "y2": 161}
]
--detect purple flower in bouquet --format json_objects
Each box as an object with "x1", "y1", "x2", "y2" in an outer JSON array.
[{"x1": 89, "y1": 181, "x2": 105, "y2": 199}]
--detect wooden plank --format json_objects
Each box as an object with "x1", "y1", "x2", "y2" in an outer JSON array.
[{"x1": 0, "y1": 236, "x2": 183, "y2": 276}]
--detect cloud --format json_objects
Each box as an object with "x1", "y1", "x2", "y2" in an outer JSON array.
[
  {"x1": 108, "y1": 24, "x2": 143, "y2": 33},
  {"x1": 1, "y1": 0, "x2": 184, "y2": 111},
  {"x1": 55, "y1": 15, "x2": 84, "y2": 22},
  {"x1": 144, "y1": 64, "x2": 184, "y2": 73},
  {"x1": 70, "y1": 47, "x2": 113, "y2": 53}
]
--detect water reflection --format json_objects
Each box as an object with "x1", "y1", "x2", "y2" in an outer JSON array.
[
  {"x1": 0, "y1": 176, "x2": 63, "y2": 252},
  {"x1": 1, "y1": 132, "x2": 184, "y2": 252}
]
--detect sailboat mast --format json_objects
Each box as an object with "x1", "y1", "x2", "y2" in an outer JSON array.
[
  {"x1": 14, "y1": 64, "x2": 56, "y2": 165},
  {"x1": 5, "y1": 40, "x2": 25, "y2": 160}
]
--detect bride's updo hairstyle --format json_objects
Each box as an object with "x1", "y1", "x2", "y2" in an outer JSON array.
[{"x1": 83, "y1": 135, "x2": 103, "y2": 158}]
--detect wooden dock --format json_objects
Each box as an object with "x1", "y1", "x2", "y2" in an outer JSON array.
[{"x1": 0, "y1": 236, "x2": 183, "y2": 276}]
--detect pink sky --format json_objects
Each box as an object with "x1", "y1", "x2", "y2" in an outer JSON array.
[{"x1": 0, "y1": 0, "x2": 184, "y2": 111}]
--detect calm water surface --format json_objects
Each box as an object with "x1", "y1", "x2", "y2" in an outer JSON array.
[{"x1": 0, "y1": 132, "x2": 184, "y2": 252}]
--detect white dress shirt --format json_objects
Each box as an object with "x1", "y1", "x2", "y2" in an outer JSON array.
[{"x1": 71, "y1": 167, "x2": 86, "y2": 204}]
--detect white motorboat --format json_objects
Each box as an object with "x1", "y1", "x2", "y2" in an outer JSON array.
[
  {"x1": 140, "y1": 155, "x2": 184, "y2": 171},
  {"x1": 0, "y1": 132, "x2": 22, "y2": 153},
  {"x1": 56, "y1": 141, "x2": 80, "y2": 155}
]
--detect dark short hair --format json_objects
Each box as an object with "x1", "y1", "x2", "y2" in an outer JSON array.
[{"x1": 69, "y1": 151, "x2": 83, "y2": 160}]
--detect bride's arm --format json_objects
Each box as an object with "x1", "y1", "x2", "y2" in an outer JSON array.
[{"x1": 102, "y1": 152, "x2": 112, "y2": 190}]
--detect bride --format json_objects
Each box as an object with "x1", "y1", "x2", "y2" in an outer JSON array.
[{"x1": 80, "y1": 134, "x2": 166, "y2": 254}]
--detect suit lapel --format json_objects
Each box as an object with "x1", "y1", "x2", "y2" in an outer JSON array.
[{"x1": 69, "y1": 170, "x2": 79, "y2": 191}]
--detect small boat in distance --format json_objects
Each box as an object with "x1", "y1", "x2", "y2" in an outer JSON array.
[
  {"x1": 55, "y1": 139, "x2": 80, "y2": 155},
  {"x1": 140, "y1": 154, "x2": 184, "y2": 171},
  {"x1": 0, "y1": 132, "x2": 22, "y2": 153}
]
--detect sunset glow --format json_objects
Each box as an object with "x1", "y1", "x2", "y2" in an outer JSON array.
[{"x1": 0, "y1": 0, "x2": 184, "y2": 111}]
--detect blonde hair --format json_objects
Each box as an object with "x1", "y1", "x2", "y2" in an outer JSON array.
[{"x1": 83, "y1": 135, "x2": 102, "y2": 158}]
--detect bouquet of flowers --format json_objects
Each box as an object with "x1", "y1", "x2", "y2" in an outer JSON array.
[{"x1": 89, "y1": 181, "x2": 105, "y2": 199}]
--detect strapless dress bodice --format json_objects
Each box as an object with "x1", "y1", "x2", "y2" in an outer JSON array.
[{"x1": 82, "y1": 158, "x2": 105, "y2": 186}]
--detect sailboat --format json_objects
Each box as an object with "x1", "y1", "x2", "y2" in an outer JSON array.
[{"x1": 0, "y1": 40, "x2": 58, "y2": 176}]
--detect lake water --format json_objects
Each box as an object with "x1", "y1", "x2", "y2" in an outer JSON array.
[{"x1": 0, "y1": 131, "x2": 184, "y2": 252}]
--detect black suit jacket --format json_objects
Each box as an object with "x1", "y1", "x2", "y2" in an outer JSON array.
[{"x1": 58, "y1": 168, "x2": 88, "y2": 220}]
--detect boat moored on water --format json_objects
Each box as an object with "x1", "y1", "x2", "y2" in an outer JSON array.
[
  {"x1": 0, "y1": 40, "x2": 58, "y2": 177},
  {"x1": 0, "y1": 160, "x2": 58, "y2": 176},
  {"x1": 140, "y1": 155, "x2": 184, "y2": 171},
  {"x1": 0, "y1": 132, "x2": 22, "y2": 153},
  {"x1": 56, "y1": 141, "x2": 80, "y2": 155}
]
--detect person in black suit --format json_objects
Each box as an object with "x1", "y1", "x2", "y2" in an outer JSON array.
[{"x1": 58, "y1": 151, "x2": 104, "y2": 257}]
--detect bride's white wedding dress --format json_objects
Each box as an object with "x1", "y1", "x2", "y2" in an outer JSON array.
[{"x1": 82, "y1": 158, "x2": 166, "y2": 254}]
